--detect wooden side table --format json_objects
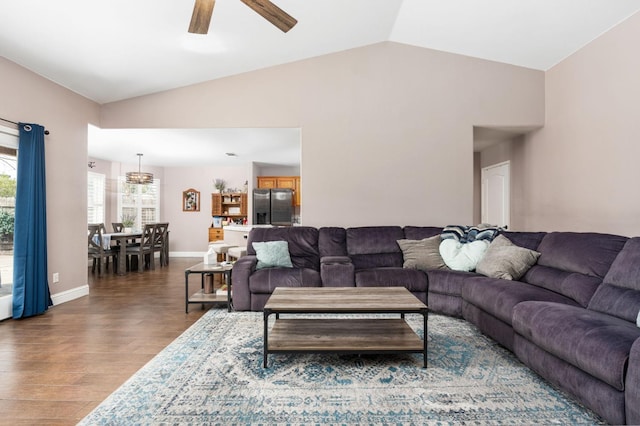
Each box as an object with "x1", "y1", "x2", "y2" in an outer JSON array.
[{"x1": 185, "y1": 262, "x2": 233, "y2": 313}]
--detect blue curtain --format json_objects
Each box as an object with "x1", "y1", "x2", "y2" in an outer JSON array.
[{"x1": 12, "y1": 123, "x2": 52, "y2": 319}]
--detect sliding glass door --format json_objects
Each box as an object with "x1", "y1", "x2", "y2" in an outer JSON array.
[{"x1": 0, "y1": 126, "x2": 17, "y2": 320}]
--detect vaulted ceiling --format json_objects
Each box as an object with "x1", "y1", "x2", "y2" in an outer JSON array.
[{"x1": 2, "y1": 0, "x2": 639, "y2": 104}]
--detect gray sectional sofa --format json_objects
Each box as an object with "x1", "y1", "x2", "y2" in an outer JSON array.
[{"x1": 231, "y1": 225, "x2": 640, "y2": 425}]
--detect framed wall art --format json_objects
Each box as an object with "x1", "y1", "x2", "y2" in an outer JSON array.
[{"x1": 183, "y1": 188, "x2": 200, "y2": 212}]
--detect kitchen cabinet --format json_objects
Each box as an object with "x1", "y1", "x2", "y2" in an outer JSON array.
[
  {"x1": 211, "y1": 193, "x2": 248, "y2": 219},
  {"x1": 256, "y1": 177, "x2": 277, "y2": 189},
  {"x1": 208, "y1": 227, "x2": 224, "y2": 242},
  {"x1": 209, "y1": 192, "x2": 248, "y2": 242}
]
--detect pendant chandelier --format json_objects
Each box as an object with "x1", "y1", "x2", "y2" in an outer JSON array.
[{"x1": 126, "y1": 153, "x2": 154, "y2": 184}]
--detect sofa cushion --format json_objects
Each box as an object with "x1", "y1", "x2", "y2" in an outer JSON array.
[
  {"x1": 428, "y1": 269, "x2": 478, "y2": 296},
  {"x1": 499, "y1": 231, "x2": 547, "y2": 251},
  {"x1": 249, "y1": 267, "x2": 322, "y2": 294},
  {"x1": 589, "y1": 237, "x2": 640, "y2": 323},
  {"x1": 462, "y1": 276, "x2": 579, "y2": 325},
  {"x1": 402, "y1": 226, "x2": 443, "y2": 240},
  {"x1": 439, "y1": 239, "x2": 489, "y2": 271},
  {"x1": 318, "y1": 227, "x2": 347, "y2": 257},
  {"x1": 513, "y1": 301, "x2": 640, "y2": 391},
  {"x1": 476, "y1": 235, "x2": 540, "y2": 280},
  {"x1": 522, "y1": 265, "x2": 603, "y2": 308},
  {"x1": 247, "y1": 226, "x2": 320, "y2": 271},
  {"x1": 588, "y1": 284, "x2": 640, "y2": 324},
  {"x1": 603, "y1": 237, "x2": 640, "y2": 290},
  {"x1": 347, "y1": 226, "x2": 404, "y2": 269},
  {"x1": 252, "y1": 241, "x2": 293, "y2": 270},
  {"x1": 536, "y1": 232, "x2": 627, "y2": 278},
  {"x1": 397, "y1": 235, "x2": 448, "y2": 271},
  {"x1": 355, "y1": 267, "x2": 428, "y2": 293}
]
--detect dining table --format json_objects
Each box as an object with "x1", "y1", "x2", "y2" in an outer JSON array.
[{"x1": 109, "y1": 232, "x2": 142, "y2": 275}]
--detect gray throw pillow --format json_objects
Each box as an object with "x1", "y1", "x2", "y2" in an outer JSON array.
[
  {"x1": 252, "y1": 241, "x2": 293, "y2": 270},
  {"x1": 397, "y1": 236, "x2": 448, "y2": 271},
  {"x1": 476, "y1": 234, "x2": 540, "y2": 280}
]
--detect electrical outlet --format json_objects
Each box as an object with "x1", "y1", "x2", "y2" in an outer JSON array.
[{"x1": 52, "y1": 272, "x2": 59, "y2": 283}]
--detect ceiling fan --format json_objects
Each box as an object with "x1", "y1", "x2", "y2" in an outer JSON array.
[{"x1": 188, "y1": 0, "x2": 297, "y2": 34}]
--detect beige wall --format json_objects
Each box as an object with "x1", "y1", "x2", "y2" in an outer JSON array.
[
  {"x1": 0, "y1": 57, "x2": 100, "y2": 299},
  {"x1": 518, "y1": 12, "x2": 640, "y2": 235},
  {"x1": 162, "y1": 165, "x2": 250, "y2": 252},
  {"x1": 101, "y1": 42, "x2": 545, "y2": 228}
]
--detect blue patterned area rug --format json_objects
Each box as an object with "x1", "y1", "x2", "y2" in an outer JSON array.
[{"x1": 79, "y1": 310, "x2": 604, "y2": 425}]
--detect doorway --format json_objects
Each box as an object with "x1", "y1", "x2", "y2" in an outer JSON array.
[{"x1": 481, "y1": 161, "x2": 510, "y2": 228}]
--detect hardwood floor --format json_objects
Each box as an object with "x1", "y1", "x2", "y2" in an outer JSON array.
[{"x1": 0, "y1": 257, "x2": 212, "y2": 425}]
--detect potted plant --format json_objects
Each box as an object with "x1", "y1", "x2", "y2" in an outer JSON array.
[
  {"x1": 214, "y1": 178, "x2": 226, "y2": 193},
  {"x1": 122, "y1": 213, "x2": 136, "y2": 233}
]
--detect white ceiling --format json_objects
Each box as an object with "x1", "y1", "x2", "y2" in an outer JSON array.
[
  {"x1": 87, "y1": 126, "x2": 301, "y2": 168},
  {"x1": 2, "y1": 0, "x2": 639, "y2": 105},
  {"x1": 3, "y1": 0, "x2": 640, "y2": 166}
]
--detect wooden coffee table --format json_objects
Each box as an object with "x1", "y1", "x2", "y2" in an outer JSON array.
[{"x1": 262, "y1": 287, "x2": 428, "y2": 368}]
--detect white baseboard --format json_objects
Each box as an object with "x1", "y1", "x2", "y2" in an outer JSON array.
[
  {"x1": 51, "y1": 285, "x2": 89, "y2": 306},
  {"x1": 0, "y1": 284, "x2": 89, "y2": 320}
]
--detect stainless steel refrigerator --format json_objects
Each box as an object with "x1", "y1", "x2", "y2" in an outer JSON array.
[{"x1": 253, "y1": 188, "x2": 293, "y2": 226}]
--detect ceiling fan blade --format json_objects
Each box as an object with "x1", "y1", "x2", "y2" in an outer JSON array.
[
  {"x1": 188, "y1": 0, "x2": 215, "y2": 34},
  {"x1": 240, "y1": 0, "x2": 297, "y2": 33}
]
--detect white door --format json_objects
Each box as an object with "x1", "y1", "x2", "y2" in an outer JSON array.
[{"x1": 481, "y1": 161, "x2": 510, "y2": 229}]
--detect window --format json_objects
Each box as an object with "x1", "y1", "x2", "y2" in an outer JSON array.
[
  {"x1": 87, "y1": 172, "x2": 105, "y2": 224},
  {"x1": 117, "y1": 177, "x2": 160, "y2": 230}
]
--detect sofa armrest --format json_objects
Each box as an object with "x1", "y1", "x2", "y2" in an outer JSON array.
[
  {"x1": 626, "y1": 336, "x2": 640, "y2": 424},
  {"x1": 231, "y1": 255, "x2": 257, "y2": 311},
  {"x1": 320, "y1": 256, "x2": 355, "y2": 287}
]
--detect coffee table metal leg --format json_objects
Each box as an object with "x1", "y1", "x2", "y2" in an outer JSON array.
[
  {"x1": 263, "y1": 309, "x2": 271, "y2": 368},
  {"x1": 184, "y1": 270, "x2": 190, "y2": 313},
  {"x1": 200, "y1": 274, "x2": 206, "y2": 310},
  {"x1": 226, "y1": 270, "x2": 232, "y2": 312},
  {"x1": 422, "y1": 308, "x2": 428, "y2": 368}
]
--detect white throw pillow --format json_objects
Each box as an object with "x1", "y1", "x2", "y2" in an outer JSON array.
[
  {"x1": 439, "y1": 239, "x2": 490, "y2": 272},
  {"x1": 637, "y1": 309, "x2": 640, "y2": 328}
]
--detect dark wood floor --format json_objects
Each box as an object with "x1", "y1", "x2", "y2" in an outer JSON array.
[{"x1": 0, "y1": 257, "x2": 213, "y2": 426}]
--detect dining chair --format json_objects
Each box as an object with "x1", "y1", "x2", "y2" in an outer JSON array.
[
  {"x1": 112, "y1": 222, "x2": 124, "y2": 232},
  {"x1": 152, "y1": 223, "x2": 169, "y2": 267},
  {"x1": 126, "y1": 224, "x2": 155, "y2": 272},
  {"x1": 88, "y1": 223, "x2": 118, "y2": 276},
  {"x1": 98, "y1": 222, "x2": 117, "y2": 271}
]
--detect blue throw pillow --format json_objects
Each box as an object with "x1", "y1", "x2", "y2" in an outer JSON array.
[{"x1": 253, "y1": 241, "x2": 293, "y2": 270}]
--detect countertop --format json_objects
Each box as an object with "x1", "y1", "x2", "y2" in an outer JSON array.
[{"x1": 223, "y1": 225, "x2": 272, "y2": 232}]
